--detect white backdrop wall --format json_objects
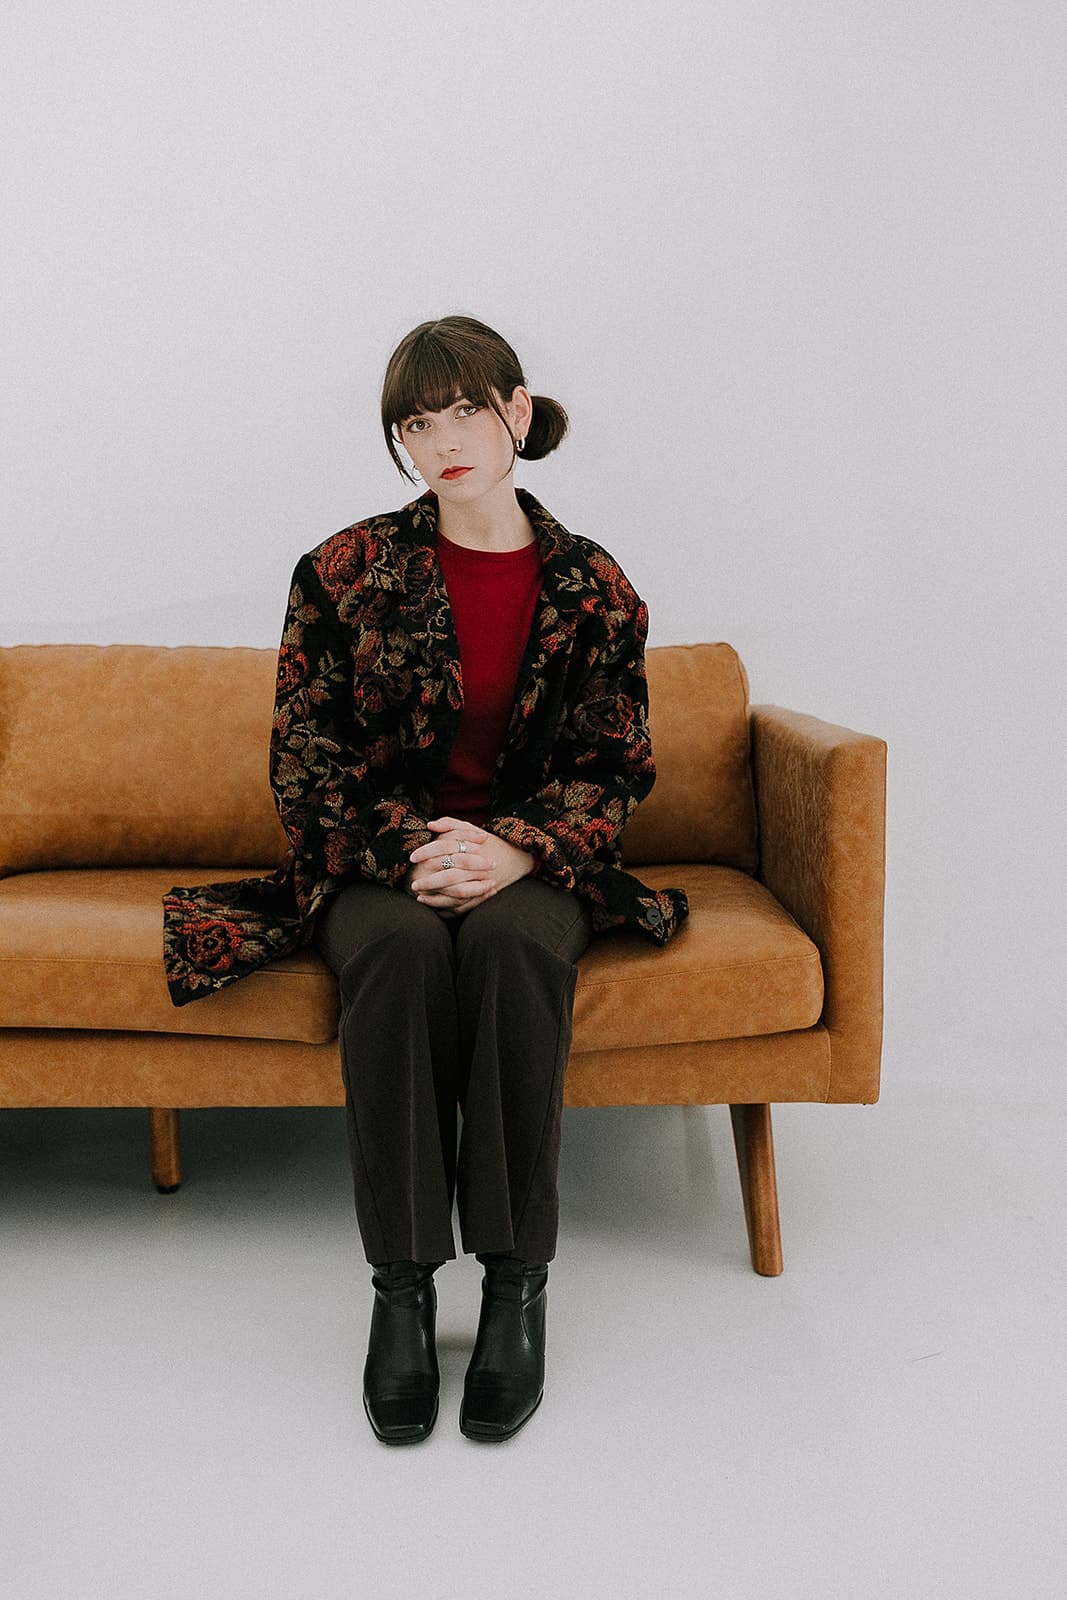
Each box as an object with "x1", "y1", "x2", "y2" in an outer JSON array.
[{"x1": 2, "y1": 2, "x2": 1063, "y2": 1084}]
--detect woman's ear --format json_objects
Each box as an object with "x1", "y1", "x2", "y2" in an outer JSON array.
[{"x1": 509, "y1": 385, "x2": 533, "y2": 429}]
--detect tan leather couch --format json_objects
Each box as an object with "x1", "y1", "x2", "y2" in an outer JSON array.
[{"x1": 0, "y1": 642, "x2": 886, "y2": 1274}]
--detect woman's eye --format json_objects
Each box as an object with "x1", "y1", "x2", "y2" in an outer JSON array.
[{"x1": 404, "y1": 403, "x2": 477, "y2": 434}]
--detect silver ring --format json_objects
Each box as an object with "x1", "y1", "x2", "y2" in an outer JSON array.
[
  {"x1": 457, "y1": 840, "x2": 469, "y2": 854},
  {"x1": 440, "y1": 854, "x2": 454, "y2": 872}
]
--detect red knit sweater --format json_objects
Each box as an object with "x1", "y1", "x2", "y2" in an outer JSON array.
[{"x1": 434, "y1": 530, "x2": 543, "y2": 828}]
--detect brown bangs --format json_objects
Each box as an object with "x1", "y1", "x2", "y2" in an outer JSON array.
[{"x1": 384, "y1": 340, "x2": 499, "y2": 434}]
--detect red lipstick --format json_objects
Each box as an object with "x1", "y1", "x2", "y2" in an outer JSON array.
[{"x1": 440, "y1": 466, "x2": 473, "y2": 479}]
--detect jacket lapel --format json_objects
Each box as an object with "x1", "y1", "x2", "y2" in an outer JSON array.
[
  {"x1": 373, "y1": 493, "x2": 463, "y2": 709},
  {"x1": 502, "y1": 492, "x2": 585, "y2": 755}
]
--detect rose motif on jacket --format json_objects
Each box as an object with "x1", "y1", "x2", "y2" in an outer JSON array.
[
  {"x1": 354, "y1": 680, "x2": 384, "y2": 716},
  {"x1": 574, "y1": 688, "x2": 643, "y2": 743},
  {"x1": 588, "y1": 548, "x2": 644, "y2": 622},
  {"x1": 176, "y1": 916, "x2": 244, "y2": 973},
  {"x1": 276, "y1": 644, "x2": 309, "y2": 695},
  {"x1": 316, "y1": 528, "x2": 367, "y2": 602},
  {"x1": 323, "y1": 830, "x2": 355, "y2": 878}
]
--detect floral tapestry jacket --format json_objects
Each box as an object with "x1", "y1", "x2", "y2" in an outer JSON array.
[{"x1": 162, "y1": 485, "x2": 689, "y2": 1006}]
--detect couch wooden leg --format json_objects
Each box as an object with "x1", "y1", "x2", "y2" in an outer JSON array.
[
  {"x1": 729, "y1": 1103, "x2": 783, "y2": 1276},
  {"x1": 149, "y1": 1108, "x2": 182, "y2": 1192}
]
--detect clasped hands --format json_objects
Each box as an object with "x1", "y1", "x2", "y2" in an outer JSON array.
[{"x1": 404, "y1": 816, "x2": 534, "y2": 917}]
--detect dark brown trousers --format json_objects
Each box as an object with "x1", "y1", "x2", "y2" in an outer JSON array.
[{"x1": 313, "y1": 876, "x2": 594, "y2": 1266}]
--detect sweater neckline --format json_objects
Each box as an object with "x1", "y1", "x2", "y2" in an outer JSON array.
[{"x1": 435, "y1": 528, "x2": 540, "y2": 561}]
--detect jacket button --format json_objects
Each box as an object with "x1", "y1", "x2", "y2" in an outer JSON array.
[{"x1": 645, "y1": 905, "x2": 662, "y2": 926}]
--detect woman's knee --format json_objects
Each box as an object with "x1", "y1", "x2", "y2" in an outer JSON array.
[
  {"x1": 314, "y1": 880, "x2": 454, "y2": 979},
  {"x1": 454, "y1": 878, "x2": 593, "y2": 966}
]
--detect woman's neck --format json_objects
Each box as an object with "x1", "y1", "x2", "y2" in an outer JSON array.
[{"x1": 435, "y1": 479, "x2": 535, "y2": 552}]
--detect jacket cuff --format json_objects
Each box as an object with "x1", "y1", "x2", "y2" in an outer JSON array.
[
  {"x1": 357, "y1": 801, "x2": 434, "y2": 886},
  {"x1": 486, "y1": 815, "x2": 578, "y2": 891},
  {"x1": 296, "y1": 801, "x2": 432, "y2": 890}
]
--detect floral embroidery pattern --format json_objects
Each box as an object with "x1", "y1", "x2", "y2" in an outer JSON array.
[{"x1": 162, "y1": 486, "x2": 689, "y2": 1005}]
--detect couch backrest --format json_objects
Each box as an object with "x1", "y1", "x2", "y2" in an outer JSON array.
[
  {"x1": 0, "y1": 642, "x2": 758, "y2": 876},
  {"x1": 626, "y1": 642, "x2": 757, "y2": 870}
]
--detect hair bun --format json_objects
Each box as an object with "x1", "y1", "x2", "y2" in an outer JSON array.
[{"x1": 522, "y1": 394, "x2": 569, "y2": 461}]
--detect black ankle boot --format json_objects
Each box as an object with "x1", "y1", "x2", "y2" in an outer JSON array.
[
  {"x1": 459, "y1": 1255, "x2": 548, "y2": 1442},
  {"x1": 363, "y1": 1259, "x2": 442, "y2": 1445}
]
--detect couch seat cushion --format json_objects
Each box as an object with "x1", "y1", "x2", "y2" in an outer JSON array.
[
  {"x1": 0, "y1": 868, "x2": 340, "y2": 1044},
  {"x1": 571, "y1": 862, "x2": 823, "y2": 1051},
  {"x1": 0, "y1": 862, "x2": 822, "y2": 1050}
]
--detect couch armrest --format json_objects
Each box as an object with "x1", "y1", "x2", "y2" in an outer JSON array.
[{"x1": 749, "y1": 705, "x2": 887, "y2": 1102}]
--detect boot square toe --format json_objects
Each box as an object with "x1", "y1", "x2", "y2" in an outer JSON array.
[
  {"x1": 363, "y1": 1387, "x2": 439, "y2": 1444},
  {"x1": 459, "y1": 1382, "x2": 544, "y2": 1441}
]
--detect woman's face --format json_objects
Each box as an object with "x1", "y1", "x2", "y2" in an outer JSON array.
[{"x1": 396, "y1": 384, "x2": 532, "y2": 495}]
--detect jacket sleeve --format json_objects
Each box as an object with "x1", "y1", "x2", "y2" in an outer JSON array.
[
  {"x1": 487, "y1": 579, "x2": 656, "y2": 890},
  {"x1": 270, "y1": 553, "x2": 432, "y2": 895}
]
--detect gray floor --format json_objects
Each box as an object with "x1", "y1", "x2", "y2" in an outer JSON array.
[{"x1": 2, "y1": 1057, "x2": 1063, "y2": 1600}]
